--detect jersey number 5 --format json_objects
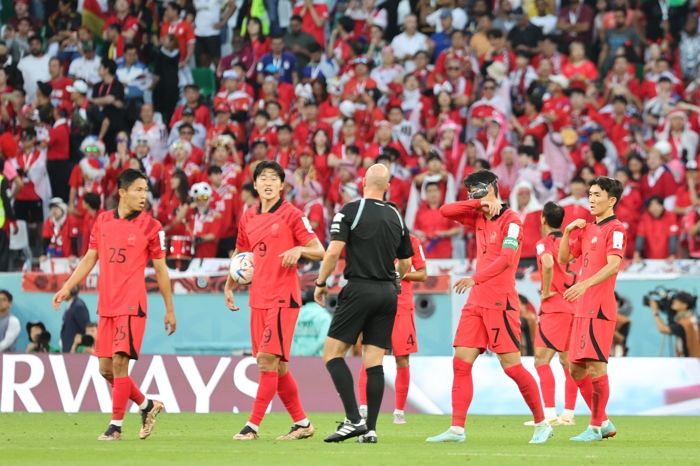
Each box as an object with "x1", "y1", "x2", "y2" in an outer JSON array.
[{"x1": 109, "y1": 248, "x2": 127, "y2": 264}]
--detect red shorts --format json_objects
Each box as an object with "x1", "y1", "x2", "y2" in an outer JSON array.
[
  {"x1": 94, "y1": 314, "x2": 147, "y2": 360},
  {"x1": 453, "y1": 305, "x2": 520, "y2": 354},
  {"x1": 535, "y1": 312, "x2": 574, "y2": 352},
  {"x1": 391, "y1": 312, "x2": 418, "y2": 356},
  {"x1": 251, "y1": 307, "x2": 300, "y2": 362},
  {"x1": 568, "y1": 316, "x2": 615, "y2": 364}
]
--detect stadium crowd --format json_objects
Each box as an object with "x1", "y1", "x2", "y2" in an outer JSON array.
[{"x1": 1, "y1": 0, "x2": 700, "y2": 271}]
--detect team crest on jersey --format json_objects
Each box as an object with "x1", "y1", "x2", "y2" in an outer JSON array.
[
  {"x1": 127, "y1": 234, "x2": 136, "y2": 246},
  {"x1": 591, "y1": 236, "x2": 598, "y2": 244},
  {"x1": 489, "y1": 231, "x2": 497, "y2": 244}
]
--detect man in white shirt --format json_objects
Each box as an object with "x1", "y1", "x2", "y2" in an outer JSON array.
[
  {"x1": 193, "y1": 0, "x2": 236, "y2": 66},
  {"x1": 530, "y1": 0, "x2": 558, "y2": 35},
  {"x1": 426, "y1": 5, "x2": 468, "y2": 33},
  {"x1": 67, "y1": 41, "x2": 102, "y2": 92},
  {"x1": 17, "y1": 35, "x2": 52, "y2": 102},
  {"x1": 390, "y1": 14, "x2": 431, "y2": 73},
  {"x1": 0, "y1": 290, "x2": 20, "y2": 353}
]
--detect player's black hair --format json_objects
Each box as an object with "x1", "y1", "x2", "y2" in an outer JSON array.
[
  {"x1": 117, "y1": 168, "x2": 148, "y2": 190},
  {"x1": 0, "y1": 289, "x2": 12, "y2": 302},
  {"x1": 590, "y1": 176, "x2": 623, "y2": 208},
  {"x1": 83, "y1": 192, "x2": 101, "y2": 211},
  {"x1": 464, "y1": 170, "x2": 499, "y2": 196},
  {"x1": 253, "y1": 160, "x2": 285, "y2": 182},
  {"x1": 207, "y1": 165, "x2": 223, "y2": 176},
  {"x1": 542, "y1": 201, "x2": 565, "y2": 229}
]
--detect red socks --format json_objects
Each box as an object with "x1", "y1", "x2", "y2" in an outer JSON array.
[
  {"x1": 357, "y1": 363, "x2": 367, "y2": 406},
  {"x1": 575, "y1": 375, "x2": 594, "y2": 410},
  {"x1": 277, "y1": 371, "x2": 307, "y2": 424},
  {"x1": 248, "y1": 371, "x2": 279, "y2": 427},
  {"x1": 505, "y1": 363, "x2": 545, "y2": 424},
  {"x1": 591, "y1": 375, "x2": 610, "y2": 427},
  {"x1": 563, "y1": 367, "x2": 578, "y2": 411},
  {"x1": 395, "y1": 366, "x2": 410, "y2": 411},
  {"x1": 111, "y1": 377, "x2": 131, "y2": 422},
  {"x1": 451, "y1": 358, "x2": 473, "y2": 427},
  {"x1": 535, "y1": 364, "x2": 555, "y2": 408}
]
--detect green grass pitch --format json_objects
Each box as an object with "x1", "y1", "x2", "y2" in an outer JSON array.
[{"x1": 3, "y1": 413, "x2": 700, "y2": 466}]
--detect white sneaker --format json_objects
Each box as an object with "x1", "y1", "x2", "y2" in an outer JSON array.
[
  {"x1": 358, "y1": 405, "x2": 367, "y2": 420},
  {"x1": 393, "y1": 412, "x2": 406, "y2": 424}
]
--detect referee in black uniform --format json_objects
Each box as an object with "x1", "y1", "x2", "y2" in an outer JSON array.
[{"x1": 314, "y1": 164, "x2": 414, "y2": 444}]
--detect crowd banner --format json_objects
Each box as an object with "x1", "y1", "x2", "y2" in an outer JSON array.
[{"x1": 1, "y1": 354, "x2": 698, "y2": 415}]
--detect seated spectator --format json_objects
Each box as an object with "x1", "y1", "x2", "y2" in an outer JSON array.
[
  {"x1": 117, "y1": 44, "x2": 151, "y2": 128},
  {"x1": 25, "y1": 321, "x2": 58, "y2": 352},
  {"x1": 641, "y1": 147, "x2": 678, "y2": 201},
  {"x1": 171, "y1": 84, "x2": 211, "y2": 130},
  {"x1": 71, "y1": 322, "x2": 97, "y2": 354},
  {"x1": 634, "y1": 196, "x2": 679, "y2": 261},
  {"x1": 41, "y1": 197, "x2": 78, "y2": 259},
  {"x1": 170, "y1": 107, "x2": 207, "y2": 150},
  {"x1": 59, "y1": 286, "x2": 90, "y2": 352},
  {"x1": 0, "y1": 290, "x2": 20, "y2": 353},
  {"x1": 130, "y1": 104, "x2": 168, "y2": 161}
]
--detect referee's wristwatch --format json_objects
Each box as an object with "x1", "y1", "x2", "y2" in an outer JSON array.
[{"x1": 315, "y1": 281, "x2": 327, "y2": 288}]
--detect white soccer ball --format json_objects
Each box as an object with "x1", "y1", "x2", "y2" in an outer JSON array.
[{"x1": 229, "y1": 252, "x2": 254, "y2": 285}]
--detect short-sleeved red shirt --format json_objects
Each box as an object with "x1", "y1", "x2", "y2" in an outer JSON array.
[
  {"x1": 637, "y1": 210, "x2": 679, "y2": 259},
  {"x1": 568, "y1": 215, "x2": 626, "y2": 320},
  {"x1": 89, "y1": 210, "x2": 166, "y2": 317},
  {"x1": 42, "y1": 216, "x2": 79, "y2": 257},
  {"x1": 535, "y1": 232, "x2": 575, "y2": 314},
  {"x1": 236, "y1": 198, "x2": 317, "y2": 309},
  {"x1": 160, "y1": 19, "x2": 195, "y2": 63},
  {"x1": 397, "y1": 234, "x2": 426, "y2": 315}
]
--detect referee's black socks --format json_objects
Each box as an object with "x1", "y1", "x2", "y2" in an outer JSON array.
[
  {"x1": 326, "y1": 357, "x2": 362, "y2": 423},
  {"x1": 365, "y1": 365, "x2": 384, "y2": 432}
]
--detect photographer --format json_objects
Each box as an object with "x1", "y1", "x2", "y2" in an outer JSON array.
[{"x1": 649, "y1": 292, "x2": 700, "y2": 357}]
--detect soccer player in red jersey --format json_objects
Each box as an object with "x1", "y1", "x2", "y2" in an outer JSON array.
[
  {"x1": 52, "y1": 169, "x2": 177, "y2": 441},
  {"x1": 224, "y1": 160, "x2": 325, "y2": 441},
  {"x1": 531, "y1": 202, "x2": 580, "y2": 426},
  {"x1": 559, "y1": 176, "x2": 626, "y2": 442},
  {"x1": 357, "y1": 233, "x2": 427, "y2": 424},
  {"x1": 426, "y1": 170, "x2": 553, "y2": 444}
]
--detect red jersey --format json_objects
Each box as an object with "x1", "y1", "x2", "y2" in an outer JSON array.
[
  {"x1": 568, "y1": 216, "x2": 626, "y2": 320},
  {"x1": 637, "y1": 211, "x2": 679, "y2": 259},
  {"x1": 236, "y1": 199, "x2": 317, "y2": 309},
  {"x1": 89, "y1": 210, "x2": 166, "y2": 317},
  {"x1": 292, "y1": 2, "x2": 329, "y2": 48},
  {"x1": 535, "y1": 232, "x2": 575, "y2": 314},
  {"x1": 440, "y1": 200, "x2": 523, "y2": 310},
  {"x1": 397, "y1": 235, "x2": 426, "y2": 315},
  {"x1": 160, "y1": 19, "x2": 195, "y2": 63},
  {"x1": 413, "y1": 204, "x2": 455, "y2": 258}
]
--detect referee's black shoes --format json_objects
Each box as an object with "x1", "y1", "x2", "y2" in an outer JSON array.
[
  {"x1": 323, "y1": 419, "x2": 368, "y2": 443},
  {"x1": 357, "y1": 430, "x2": 378, "y2": 444}
]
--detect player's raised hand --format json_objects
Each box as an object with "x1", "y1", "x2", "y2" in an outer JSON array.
[
  {"x1": 52, "y1": 286, "x2": 71, "y2": 310},
  {"x1": 480, "y1": 199, "x2": 501, "y2": 217},
  {"x1": 565, "y1": 218, "x2": 586, "y2": 232},
  {"x1": 225, "y1": 288, "x2": 240, "y2": 311},
  {"x1": 164, "y1": 310, "x2": 176, "y2": 335},
  {"x1": 563, "y1": 282, "x2": 587, "y2": 301},
  {"x1": 454, "y1": 277, "x2": 476, "y2": 294},
  {"x1": 314, "y1": 285, "x2": 328, "y2": 307},
  {"x1": 279, "y1": 246, "x2": 303, "y2": 268}
]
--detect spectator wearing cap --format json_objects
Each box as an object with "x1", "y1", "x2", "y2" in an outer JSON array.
[
  {"x1": 257, "y1": 34, "x2": 297, "y2": 85},
  {"x1": 67, "y1": 41, "x2": 102, "y2": 92},
  {"x1": 166, "y1": 140, "x2": 201, "y2": 186},
  {"x1": 214, "y1": 69, "x2": 253, "y2": 117},
  {"x1": 256, "y1": 64, "x2": 295, "y2": 112},
  {"x1": 342, "y1": 57, "x2": 378, "y2": 101},
  {"x1": 284, "y1": 15, "x2": 319, "y2": 75},
  {"x1": 170, "y1": 106, "x2": 206, "y2": 150},
  {"x1": 67, "y1": 80, "x2": 104, "y2": 162},
  {"x1": 390, "y1": 14, "x2": 430, "y2": 72},
  {"x1": 171, "y1": 84, "x2": 211, "y2": 130},
  {"x1": 17, "y1": 35, "x2": 52, "y2": 103},
  {"x1": 428, "y1": 9, "x2": 456, "y2": 61},
  {"x1": 129, "y1": 135, "x2": 166, "y2": 194},
  {"x1": 41, "y1": 196, "x2": 78, "y2": 259},
  {"x1": 34, "y1": 80, "x2": 54, "y2": 109},
  {"x1": 541, "y1": 74, "x2": 571, "y2": 131},
  {"x1": 292, "y1": 0, "x2": 330, "y2": 49},
  {"x1": 117, "y1": 44, "x2": 151, "y2": 129},
  {"x1": 187, "y1": 182, "x2": 223, "y2": 258},
  {"x1": 130, "y1": 104, "x2": 168, "y2": 161},
  {"x1": 92, "y1": 59, "x2": 126, "y2": 153},
  {"x1": 193, "y1": 0, "x2": 235, "y2": 67},
  {"x1": 0, "y1": 290, "x2": 20, "y2": 352},
  {"x1": 427, "y1": 2, "x2": 467, "y2": 33}
]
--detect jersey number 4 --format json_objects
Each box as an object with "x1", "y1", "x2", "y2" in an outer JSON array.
[{"x1": 109, "y1": 248, "x2": 127, "y2": 264}]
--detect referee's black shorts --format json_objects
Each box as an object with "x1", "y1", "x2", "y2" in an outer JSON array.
[{"x1": 328, "y1": 278, "x2": 397, "y2": 349}]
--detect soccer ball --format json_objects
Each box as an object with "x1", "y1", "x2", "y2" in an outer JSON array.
[{"x1": 229, "y1": 252, "x2": 254, "y2": 285}]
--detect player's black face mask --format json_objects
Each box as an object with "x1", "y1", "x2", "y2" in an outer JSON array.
[{"x1": 466, "y1": 182, "x2": 490, "y2": 200}]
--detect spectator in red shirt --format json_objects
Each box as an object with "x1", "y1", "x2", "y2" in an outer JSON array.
[
  {"x1": 188, "y1": 182, "x2": 223, "y2": 258},
  {"x1": 79, "y1": 192, "x2": 102, "y2": 255},
  {"x1": 509, "y1": 180, "x2": 543, "y2": 264},
  {"x1": 41, "y1": 197, "x2": 78, "y2": 259},
  {"x1": 292, "y1": 0, "x2": 329, "y2": 48},
  {"x1": 171, "y1": 84, "x2": 212, "y2": 129},
  {"x1": 296, "y1": 179, "x2": 327, "y2": 245},
  {"x1": 48, "y1": 57, "x2": 73, "y2": 110},
  {"x1": 46, "y1": 105, "x2": 71, "y2": 201},
  {"x1": 158, "y1": 169, "x2": 190, "y2": 237},
  {"x1": 160, "y1": 2, "x2": 195, "y2": 67},
  {"x1": 562, "y1": 41, "x2": 598, "y2": 83},
  {"x1": 641, "y1": 147, "x2": 678, "y2": 201},
  {"x1": 413, "y1": 182, "x2": 461, "y2": 258},
  {"x1": 634, "y1": 196, "x2": 679, "y2": 261}
]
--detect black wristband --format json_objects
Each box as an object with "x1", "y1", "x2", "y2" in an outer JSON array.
[{"x1": 315, "y1": 281, "x2": 327, "y2": 288}]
